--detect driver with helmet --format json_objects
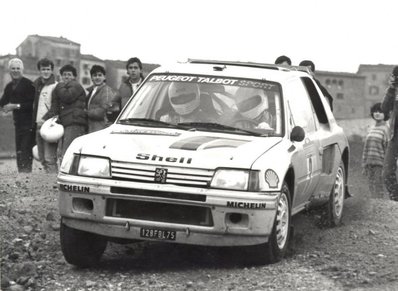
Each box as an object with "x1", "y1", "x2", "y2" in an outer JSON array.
[
  {"x1": 160, "y1": 82, "x2": 212, "y2": 123},
  {"x1": 234, "y1": 87, "x2": 273, "y2": 130}
]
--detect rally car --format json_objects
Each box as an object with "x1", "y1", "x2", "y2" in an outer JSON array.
[{"x1": 58, "y1": 59, "x2": 349, "y2": 267}]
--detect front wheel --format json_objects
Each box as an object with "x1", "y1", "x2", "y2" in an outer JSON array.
[
  {"x1": 60, "y1": 221, "x2": 107, "y2": 267},
  {"x1": 251, "y1": 181, "x2": 291, "y2": 264}
]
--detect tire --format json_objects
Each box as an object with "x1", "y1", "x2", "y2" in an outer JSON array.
[
  {"x1": 327, "y1": 161, "x2": 345, "y2": 226},
  {"x1": 251, "y1": 181, "x2": 291, "y2": 264},
  {"x1": 60, "y1": 221, "x2": 107, "y2": 267}
]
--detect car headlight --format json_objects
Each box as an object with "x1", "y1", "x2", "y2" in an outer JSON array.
[
  {"x1": 211, "y1": 169, "x2": 249, "y2": 190},
  {"x1": 77, "y1": 156, "x2": 111, "y2": 178}
]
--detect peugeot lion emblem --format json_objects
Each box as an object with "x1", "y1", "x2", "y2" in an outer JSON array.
[{"x1": 154, "y1": 168, "x2": 168, "y2": 183}]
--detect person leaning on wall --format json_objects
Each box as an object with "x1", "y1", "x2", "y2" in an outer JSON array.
[{"x1": 0, "y1": 58, "x2": 35, "y2": 173}]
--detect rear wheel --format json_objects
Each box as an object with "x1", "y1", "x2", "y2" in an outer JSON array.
[
  {"x1": 251, "y1": 181, "x2": 291, "y2": 264},
  {"x1": 327, "y1": 161, "x2": 345, "y2": 226},
  {"x1": 60, "y1": 221, "x2": 107, "y2": 267}
]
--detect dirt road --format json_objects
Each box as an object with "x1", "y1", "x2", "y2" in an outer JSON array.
[{"x1": 1, "y1": 139, "x2": 397, "y2": 290}]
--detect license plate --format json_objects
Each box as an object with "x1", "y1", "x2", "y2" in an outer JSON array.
[{"x1": 140, "y1": 228, "x2": 176, "y2": 241}]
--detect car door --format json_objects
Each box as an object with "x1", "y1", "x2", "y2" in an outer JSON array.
[{"x1": 284, "y1": 79, "x2": 322, "y2": 209}]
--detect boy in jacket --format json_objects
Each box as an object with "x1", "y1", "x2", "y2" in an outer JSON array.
[
  {"x1": 33, "y1": 58, "x2": 58, "y2": 173},
  {"x1": 43, "y1": 64, "x2": 87, "y2": 158},
  {"x1": 86, "y1": 65, "x2": 115, "y2": 133}
]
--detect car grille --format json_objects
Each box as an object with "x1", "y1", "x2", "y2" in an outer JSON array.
[
  {"x1": 111, "y1": 161, "x2": 214, "y2": 187},
  {"x1": 106, "y1": 198, "x2": 214, "y2": 226},
  {"x1": 110, "y1": 187, "x2": 206, "y2": 202}
]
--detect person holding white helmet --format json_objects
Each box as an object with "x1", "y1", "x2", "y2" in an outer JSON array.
[
  {"x1": 234, "y1": 87, "x2": 273, "y2": 130},
  {"x1": 160, "y1": 82, "x2": 210, "y2": 123},
  {"x1": 33, "y1": 58, "x2": 58, "y2": 173}
]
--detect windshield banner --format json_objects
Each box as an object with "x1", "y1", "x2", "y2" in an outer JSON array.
[{"x1": 149, "y1": 74, "x2": 276, "y2": 90}]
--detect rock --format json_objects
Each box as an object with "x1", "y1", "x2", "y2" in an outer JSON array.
[
  {"x1": 86, "y1": 280, "x2": 96, "y2": 287},
  {"x1": 9, "y1": 252, "x2": 20, "y2": 261},
  {"x1": 1, "y1": 275, "x2": 10, "y2": 288},
  {"x1": 12, "y1": 262, "x2": 37, "y2": 278},
  {"x1": 368, "y1": 230, "x2": 376, "y2": 235},
  {"x1": 50, "y1": 223, "x2": 60, "y2": 231},
  {"x1": 23, "y1": 225, "x2": 33, "y2": 234},
  {"x1": 46, "y1": 211, "x2": 56, "y2": 221},
  {"x1": 186, "y1": 281, "x2": 193, "y2": 288},
  {"x1": 8, "y1": 283, "x2": 25, "y2": 291}
]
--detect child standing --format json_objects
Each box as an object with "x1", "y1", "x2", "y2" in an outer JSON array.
[{"x1": 362, "y1": 102, "x2": 390, "y2": 198}]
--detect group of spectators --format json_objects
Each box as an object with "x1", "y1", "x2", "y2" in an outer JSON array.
[{"x1": 0, "y1": 57, "x2": 144, "y2": 174}]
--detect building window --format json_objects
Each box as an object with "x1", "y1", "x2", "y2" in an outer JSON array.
[
  {"x1": 70, "y1": 61, "x2": 74, "y2": 66},
  {"x1": 336, "y1": 93, "x2": 344, "y2": 99},
  {"x1": 332, "y1": 79, "x2": 337, "y2": 85},
  {"x1": 372, "y1": 74, "x2": 377, "y2": 81},
  {"x1": 56, "y1": 59, "x2": 61, "y2": 66},
  {"x1": 325, "y1": 79, "x2": 331, "y2": 88},
  {"x1": 338, "y1": 80, "x2": 344, "y2": 89},
  {"x1": 83, "y1": 64, "x2": 89, "y2": 70},
  {"x1": 82, "y1": 77, "x2": 91, "y2": 85},
  {"x1": 369, "y1": 86, "x2": 379, "y2": 95}
]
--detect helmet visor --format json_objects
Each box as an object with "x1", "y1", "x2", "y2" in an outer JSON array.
[
  {"x1": 170, "y1": 92, "x2": 197, "y2": 105},
  {"x1": 237, "y1": 95, "x2": 262, "y2": 112}
]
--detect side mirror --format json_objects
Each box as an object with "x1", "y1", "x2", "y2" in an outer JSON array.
[{"x1": 290, "y1": 126, "x2": 305, "y2": 142}]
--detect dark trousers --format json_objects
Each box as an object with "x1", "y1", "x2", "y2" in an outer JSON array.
[
  {"x1": 15, "y1": 125, "x2": 34, "y2": 173},
  {"x1": 383, "y1": 135, "x2": 398, "y2": 200}
]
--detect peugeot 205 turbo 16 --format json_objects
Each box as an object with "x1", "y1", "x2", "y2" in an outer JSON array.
[{"x1": 58, "y1": 59, "x2": 349, "y2": 267}]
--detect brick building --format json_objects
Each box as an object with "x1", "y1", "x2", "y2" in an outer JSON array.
[{"x1": 316, "y1": 71, "x2": 366, "y2": 119}]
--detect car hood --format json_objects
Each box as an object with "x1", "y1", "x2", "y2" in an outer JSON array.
[{"x1": 78, "y1": 125, "x2": 282, "y2": 169}]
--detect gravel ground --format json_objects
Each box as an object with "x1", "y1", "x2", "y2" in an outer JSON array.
[{"x1": 1, "y1": 139, "x2": 398, "y2": 291}]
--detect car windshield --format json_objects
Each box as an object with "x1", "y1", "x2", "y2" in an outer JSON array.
[{"x1": 118, "y1": 74, "x2": 283, "y2": 136}]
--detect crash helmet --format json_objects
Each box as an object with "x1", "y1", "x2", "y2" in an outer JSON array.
[
  {"x1": 32, "y1": 145, "x2": 40, "y2": 161},
  {"x1": 235, "y1": 87, "x2": 269, "y2": 119},
  {"x1": 40, "y1": 117, "x2": 64, "y2": 143},
  {"x1": 168, "y1": 82, "x2": 200, "y2": 116}
]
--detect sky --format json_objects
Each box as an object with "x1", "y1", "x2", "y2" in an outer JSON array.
[{"x1": 1, "y1": 0, "x2": 397, "y2": 73}]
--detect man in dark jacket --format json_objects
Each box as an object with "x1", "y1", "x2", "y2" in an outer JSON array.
[
  {"x1": 0, "y1": 58, "x2": 35, "y2": 173},
  {"x1": 43, "y1": 64, "x2": 87, "y2": 158},
  {"x1": 299, "y1": 60, "x2": 334, "y2": 111},
  {"x1": 381, "y1": 66, "x2": 398, "y2": 201}
]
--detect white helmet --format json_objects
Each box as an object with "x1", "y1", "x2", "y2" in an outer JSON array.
[
  {"x1": 32, "y1": 145, "x2": 40, "y2": 161},
  {"x1": 235, "y1": 88, "x2": 269, "y2": 119},
  {"x1": 40, "y1": 117, "x2": 64, "y2": 143},
  {"x1": 168, "y1": 82, "x2": 200, "y2": 115}
]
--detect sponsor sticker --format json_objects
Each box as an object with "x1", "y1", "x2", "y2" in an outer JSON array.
[
  {"x1": 60, "y1": 184, "x2": 90, "y2": 193},
  {"x1": 226, "y1": 201, "x2": 266, "y2": 209}
]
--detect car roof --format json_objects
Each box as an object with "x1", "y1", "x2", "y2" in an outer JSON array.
[{"x1": 150, "y1": 59, "x2": 312, "y2": 83}]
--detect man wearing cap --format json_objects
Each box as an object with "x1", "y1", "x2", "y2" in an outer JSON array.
[{"x1": 0, "y1": 58, "x2": 35, "y2": 173}]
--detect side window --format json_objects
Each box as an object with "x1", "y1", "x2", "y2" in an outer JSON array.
[
  {"x1": 285, "y1": 79, "x2": 316, "y2": 133},
  {"x1": 301, "y1": 77, "x2": 329, "y2": 124}
]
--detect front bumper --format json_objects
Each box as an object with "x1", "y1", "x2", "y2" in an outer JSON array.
[{"x1": 58, "y1": 173, "x2": 280, "y2": 246}]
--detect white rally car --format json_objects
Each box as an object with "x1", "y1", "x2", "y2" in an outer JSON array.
[{"x1": 58, "y1": 59, "x2": 349, "y2": 267}]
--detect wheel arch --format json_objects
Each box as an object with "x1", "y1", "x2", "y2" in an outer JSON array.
[{"x1": 284, "y1": 167, "x2": 295, "y2": 204}]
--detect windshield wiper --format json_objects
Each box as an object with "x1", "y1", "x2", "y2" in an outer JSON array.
[
  {"x1": 177, "y1": 122, "x2": 267, "y2": 136},
  {"x1": 118, "y1": 118, "x2": 185, "y2": 129}
]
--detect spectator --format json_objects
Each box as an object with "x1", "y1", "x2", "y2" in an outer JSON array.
[
  {"x1": 32, "y1": 58, "x2": 58, "y2": 173},
  {"x1": 43, "y1": 64, "x2": 87, "y2": 157},
  {"x1": 86, "y1": 65, "x2": 116, "y2": 133},
  {"x1": 0, "y1": 58, "x2": 35, "y2": 173},
  {"x1": 274, "y1": 55, "x2": 291, "y2": 66},
  {"x1": 381, "y1": 66, "x2": 398, "y2": 201},
  {"x1": 108, "y1": 57, "x2": 144, "y2": 120},
  {"x1": 299, "y1": 60, "x2": 334, "y2": 111},
  {"x1": 362, "y1": 103, "x2": 390, "y2": 199}
]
